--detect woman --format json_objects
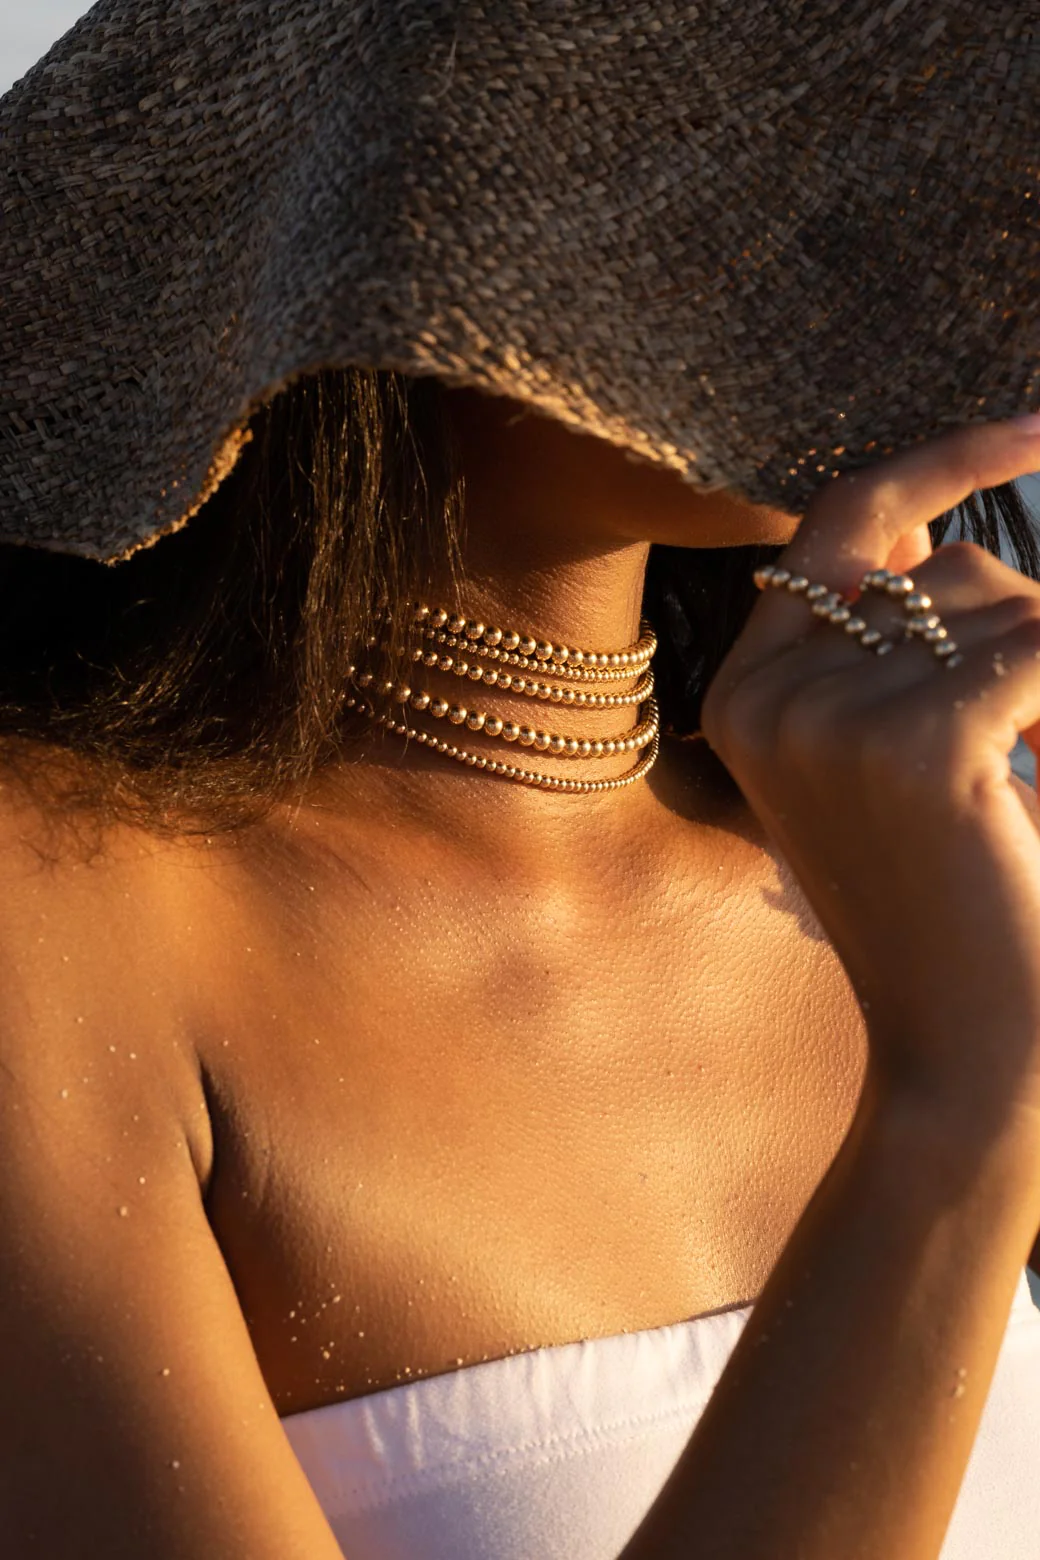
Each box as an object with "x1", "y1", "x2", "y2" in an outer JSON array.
[{"x1": 2, "y1": 4, "x2": 1040, "y2": 1558}]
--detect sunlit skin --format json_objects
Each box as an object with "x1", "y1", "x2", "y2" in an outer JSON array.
[
  {"x1": 327, "y1": 384, "x2": 802, "y2": 809},
  {"x1": 196, "y1": 384, "x2": 874, "y2": 1409},
  {"x1": 0, "y1": 384, "x2": 873, "y2": 1427},
  {"x1": 10, "y1": 394, "x2": 1040, "y2": 1560}
]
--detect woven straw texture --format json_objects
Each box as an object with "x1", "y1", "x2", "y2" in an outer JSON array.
[{"x1": 1, "y1": 0, "x2": 1038, "y2": 563}]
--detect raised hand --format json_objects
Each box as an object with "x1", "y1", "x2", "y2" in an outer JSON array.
[{"x1": 702, "y1": 418, "x2": 1040, "y2": 1131}]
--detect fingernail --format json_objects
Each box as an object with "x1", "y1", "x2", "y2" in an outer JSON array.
[{"x1": 1009, "y1": 411, "x2": 1040, "y2": 434}]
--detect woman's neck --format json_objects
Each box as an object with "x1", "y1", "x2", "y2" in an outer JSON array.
[{"x1": 300, "y1": 389, "x2": 797, "y2": 856}]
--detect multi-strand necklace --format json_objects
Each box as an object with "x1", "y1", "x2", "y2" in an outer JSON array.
[{"x1": 347, "y1": 605, "x2": 661, "y2": 795}]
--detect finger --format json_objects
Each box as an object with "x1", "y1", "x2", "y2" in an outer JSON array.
[
  {"x1": 914, "y1": 539, "x2": 1040, "y2": 616},
  {"x1": 734, "y1": 417, "x2": 1040, "y2": 670},
  {"x1": 885, "y1": 522, "x2": 933, "y2": 579}
]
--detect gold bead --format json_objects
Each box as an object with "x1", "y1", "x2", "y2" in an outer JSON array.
[
  {"x1": 485, "y1": 716, "x2": 504, "y2": 737},
  {"x1": 413, "y1": 605, "x2": 431, "y2": 624},
  {"x1": 422, "y1": 651, "x2": 439, "y2": 667},
  {"x1": 467, "y1": 664, "x2": 484, "y2": 681},
  {"x1": 438, "y1": 656, "x2": 454, "y2": 672},
  {"x1": 448, "y1": 706, "x2": 468, "y2": 725},
  {"x1": 578, "y1": 740, "x2": 592, "y2": 757},
  {"x1": 518, "y1": 727, "x2": 537, "y2": 747},
  {"x1": 549, "y1": 736, "x2": 566, "y2": 755},
  {"x1": 485, "y1": 627, "x2": 503, "y2": 647},
  {"x1": 501, "y1": 631, "x2": 521, "y2": 652},
  {"x1": 466, "y1": 711, "x2": 486, "y2": 732},
  {"x1": 430, "y1": 609, "x2": 449, "y2": 629},
  {"x1": 465, "y1": 621, "x2": 486, "y2": 640},
  {"x1": 811, "y1": 592, "x2": 844, "y2": 617},
  {"x1": 592, "y1": 741, "x2": 605, "y2": 757},
  {"x1": 498, "y1": 674, "x2": 513, "y2": 691},
  {"x1": 393, "y1": 685, "x2": 412, "y2": 703},
  {"x1": 518, "y1": 637, "x2": 537, "y2": 657},
  {"x1": 564, "y1": 738, "x2": 580, "y2": 756},
  {"x1": 787, "y1": 576, "x2": 810, "y2": 594},
  {"x1": 502, "y1": 723, "x2": 520, "y2": 742},
  {"x1": 430, "y1": 698, "x2": 450, "y2": 718},
  {"x1": 535, "y1": 641, "x2": 553, "y2": 660},
  {"x1": 534, "y1": 732, "x2": 552, "y2": 751},
  {"x1": 551, "y1": 645, "x2": 569, "y2": 663},
  {"x1": 448, "y1": 614, "x2": 466, "y2": 634}
]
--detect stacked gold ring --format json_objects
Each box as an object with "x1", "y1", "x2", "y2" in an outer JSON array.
[{"x1": 753, "y1": 565, "x2": 963, "y2": 670}]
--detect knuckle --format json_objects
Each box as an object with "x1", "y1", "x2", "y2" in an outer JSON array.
[
  {"x1": 938, "y1": 442, "x2": 989, "y2": 502},
  {"x1": 1005, "y1": 614, "x2": 1040, "y2": 656},
  {"x1": 930, "y1": 538, "x2": 988, "y2": 578},
  {"x1": 991, "y1": 593, "x2": 1040, "y2": 633},
  {"x1": 810, "y1": 472, "x2": 901, "y2": 526}
]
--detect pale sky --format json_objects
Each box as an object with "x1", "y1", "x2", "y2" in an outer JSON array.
[{"x1": 0, "y1": 0, "x2": 93, "y2": 94}]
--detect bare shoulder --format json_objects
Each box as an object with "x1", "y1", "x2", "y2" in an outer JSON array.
[
  {"x1": 0, "y1": 770, "x2": 210, "y2": 1161},
  {"x1": 0, "y1": 768, "x2": 342, "y2": 1557}
]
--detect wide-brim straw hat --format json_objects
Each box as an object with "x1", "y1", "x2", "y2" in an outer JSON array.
[{"x1": 1, "y1": 1, "x2": 1038, "y2": 564}]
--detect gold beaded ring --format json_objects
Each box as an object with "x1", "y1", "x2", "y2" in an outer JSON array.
[
  {"x1": 857, "y1": 569, "x2": 963, "y2": 667},
  {"x1": 753, "y1": 565, "x2": 963, "y2": 670}
]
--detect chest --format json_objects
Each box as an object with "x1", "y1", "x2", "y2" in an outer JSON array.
[{"x1": 196, "y1": 866, "x2": 866, "y2": 1415}]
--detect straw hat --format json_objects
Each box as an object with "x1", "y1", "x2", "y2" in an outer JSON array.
[{"x1": 1, "y1": 1, "x2": 1037, "y2": 563}]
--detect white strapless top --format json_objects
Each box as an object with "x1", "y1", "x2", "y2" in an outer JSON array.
[{"x1": 283, "y1": 1271, "x2": 1040, "y2": 1559}]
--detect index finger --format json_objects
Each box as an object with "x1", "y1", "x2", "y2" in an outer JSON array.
[{"x1": 738, "y1": 415, "x2": 1040, "y2": 663}]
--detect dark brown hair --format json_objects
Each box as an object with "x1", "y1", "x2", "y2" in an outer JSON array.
[{"x1": 0, "y1": 368, "x2": 1035, "y2": 833}]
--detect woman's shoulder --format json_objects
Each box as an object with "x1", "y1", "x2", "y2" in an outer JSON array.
[{"x1": 0, "y1": 754, "x2": 216, "y2": 1177}]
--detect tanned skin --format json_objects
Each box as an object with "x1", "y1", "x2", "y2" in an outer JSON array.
[{"x1": 1, "y1": 394, "x2": 1038, "y2": 1557}]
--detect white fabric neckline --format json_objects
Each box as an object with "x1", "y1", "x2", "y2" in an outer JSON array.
[{"x1": 281, "y1": 1271, "x2": 1040, "y2": 1560}]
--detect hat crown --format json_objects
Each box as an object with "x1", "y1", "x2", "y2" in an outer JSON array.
[{"x1": 2, "y1": 1, "x2": 1038, "y2": 559}]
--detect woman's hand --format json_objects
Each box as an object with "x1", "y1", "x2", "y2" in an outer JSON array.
[{"x1": 702, "y1": 418, "x2": 1040, "y2": 1134}]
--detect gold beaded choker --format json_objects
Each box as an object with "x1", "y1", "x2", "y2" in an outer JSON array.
[{"x1": 349, "y1": 603, "x2": 661, "y2": 794}]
